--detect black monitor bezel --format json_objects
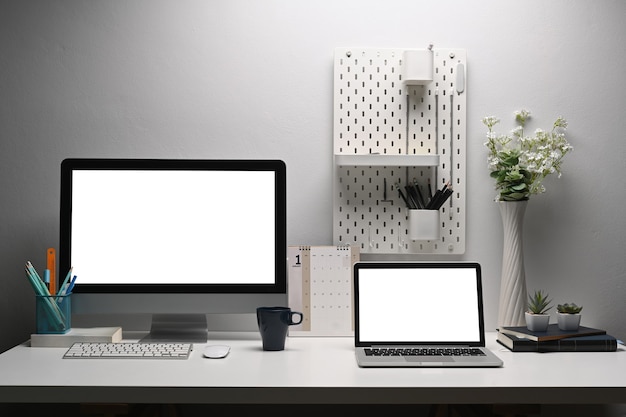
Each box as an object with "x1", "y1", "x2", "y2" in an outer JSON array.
[{"x1": 59, "y1": 158, "x2": 287, "y2": 294}]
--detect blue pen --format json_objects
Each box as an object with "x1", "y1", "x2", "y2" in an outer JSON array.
[{"x1": 67, "y1": 275, "x2": 78, "y2": 293}]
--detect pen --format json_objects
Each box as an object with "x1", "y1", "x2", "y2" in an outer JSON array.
[
  {"x1": 25, "y1": 262, "x2": 48, "y2": 296},
  {"x1": 427, "y1": 189, "x2": 442, "y2": 209},
  {"x1": 430, "y1": 183, "x2": 453, "y2": 209},
  {"x1": 405, "y1": 185, "x2": 422, "y2": 209},
  {"x1": 435, "y1": 188, "x2": 453, "y2": 209},
  {"x1": 426, "y1": 182, "x2": 451, "y2": 209},
  {"x1": 413, "y1": 182, "x2": 426, "y2": 209},
  {"x1": 67, "y1": 275, "x2": 78, "y2": 294},
  {"x1": 397, "y1": 187, "x2": 411, "y2": 208},
  {"x1": 58, "y1": 267, "x2": 73, "y2": 295}
]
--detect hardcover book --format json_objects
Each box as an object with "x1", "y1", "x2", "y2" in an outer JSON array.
[
  {"x1": 498, "y1": 324, "x2": 606, "y2": 342},
  {"x1": 30, "y1": 327, "x2": 122, "y2": 347},
  {"x1": 497, "y1": 331, "x2": 618, "y2": 352}
]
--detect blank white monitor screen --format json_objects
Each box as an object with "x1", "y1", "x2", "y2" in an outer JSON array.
[{"x1": 70, "y1": 169, "x2": 276, "y2": 286}]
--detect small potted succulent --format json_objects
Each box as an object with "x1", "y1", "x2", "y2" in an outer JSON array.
[
  {"x1": 556, "y1": 303, "x2": 583, "y2": 331},
  {"x1": 525, "y1": 290, "x2": 552, "y2": 331}
]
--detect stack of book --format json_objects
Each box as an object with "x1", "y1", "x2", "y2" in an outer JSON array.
[{"x1": 497, "y1": 324, "x2": 619, "y2": 352}]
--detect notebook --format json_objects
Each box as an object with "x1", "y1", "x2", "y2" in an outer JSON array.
[{"x1": 354, "y1": 261, "x2": 503, "y2": 368}]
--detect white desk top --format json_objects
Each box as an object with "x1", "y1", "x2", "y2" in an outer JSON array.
[{"x1": 0, "y1": 332, "x2": 625, "y2": 405}]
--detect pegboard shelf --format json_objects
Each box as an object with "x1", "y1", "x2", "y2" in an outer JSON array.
[
  {"x1": 334, "y1": 154, "x2": 439, "y2": 167},
  {"x1": 332, "y1": 47, "x2": 467, "y2": 255}
]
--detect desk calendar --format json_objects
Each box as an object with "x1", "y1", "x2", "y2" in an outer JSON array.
[{"x1": 287, "y1": 245, "x2": 359, "y2": 336}]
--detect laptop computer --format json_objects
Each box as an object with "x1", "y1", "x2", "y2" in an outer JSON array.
[{"x1": 354, "y1": 261, "x2": 503, "y2": 368}]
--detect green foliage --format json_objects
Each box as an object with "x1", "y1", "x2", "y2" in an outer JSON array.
[
  {"x1": 483, "y1": 110, "x2": 572, "y2": 201},
  {"x1": 527, "y1": 290, "x2": 552, "y2": 314},
  {"x1": 557, "y1": 303, "x2": 583, "y2": 314}
]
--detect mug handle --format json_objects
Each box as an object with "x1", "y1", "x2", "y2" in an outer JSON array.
[{"x1": 289, "y1": 311, "x2": 303, "y2": 325}]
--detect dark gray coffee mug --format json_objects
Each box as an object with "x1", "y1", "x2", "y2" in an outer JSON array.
[{"x1": 256, "y1": 306, "x2": 303, "y2": 351}]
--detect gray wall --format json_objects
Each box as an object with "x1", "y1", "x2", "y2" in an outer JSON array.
[{"x1": 1, "y1": 0, "x2": 625, "y2": 353}]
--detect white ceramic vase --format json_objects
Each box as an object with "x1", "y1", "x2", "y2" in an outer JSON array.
[{"x1": 497, "y1": 200, "x2": 529, "y2": 328}]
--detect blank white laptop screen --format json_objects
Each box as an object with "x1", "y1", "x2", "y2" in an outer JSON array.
[{"x1": 357, "y1": 266, "x2": 481, "y2": 343}]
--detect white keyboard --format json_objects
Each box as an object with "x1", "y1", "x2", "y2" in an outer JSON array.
[{"x1": 63, "y1": 342, "x2": 192, "y2": 359}]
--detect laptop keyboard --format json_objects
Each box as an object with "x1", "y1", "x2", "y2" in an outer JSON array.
[{"x1": 364, "y1": 347, "x2": 485, "y2": 357}]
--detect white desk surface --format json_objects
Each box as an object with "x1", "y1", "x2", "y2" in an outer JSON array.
[{"x1": 0, "y1": 332, "x2": 624, "y2": 405}]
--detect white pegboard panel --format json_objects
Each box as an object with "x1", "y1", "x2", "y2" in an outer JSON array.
[{"x1": 332, "y1": 47, "x2": 466, "y2": 254}]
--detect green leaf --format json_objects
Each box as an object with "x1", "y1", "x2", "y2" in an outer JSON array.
[
  {"x1": 501, "y1": 155, "x2": 519, "y2": 167},
  {"x1": 501, "y1": 192, "x2": 527, "y2": 201}
]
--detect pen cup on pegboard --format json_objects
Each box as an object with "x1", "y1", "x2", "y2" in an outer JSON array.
[
  {"x1": 408, "y1": 209, "x2": 440, "y2": 241},
  {"x1": 35, "y1": 294, "x2": 71, "y2": 334}
]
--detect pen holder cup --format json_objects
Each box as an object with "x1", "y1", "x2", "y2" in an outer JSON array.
[
  {"x1": 35, "y1": 294, "x2": 71, "y2": 334},
  {"x1": 408, "y1": 209, "x2": 440, "y2": 241}
]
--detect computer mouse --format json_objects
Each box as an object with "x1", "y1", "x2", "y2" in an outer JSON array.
[{"x1": 203, "y1": 344, "x2": 230, "y2": 359}]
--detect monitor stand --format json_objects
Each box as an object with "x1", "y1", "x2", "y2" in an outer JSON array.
[{"x1": 140, "y1": 314, "x2": 208, "y2": 343}]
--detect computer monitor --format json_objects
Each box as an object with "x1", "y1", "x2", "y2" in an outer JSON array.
[{"x1": 59, "y1": 158, "x2": 287, "y2": 342}]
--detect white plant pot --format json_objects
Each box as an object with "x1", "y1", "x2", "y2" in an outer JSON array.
[
  {"x1": 525, "y1": 312, "x2": 550, "y2": 332},
  {"x1": 557, "y1": 313, "x2": 581, "y2": 331}
]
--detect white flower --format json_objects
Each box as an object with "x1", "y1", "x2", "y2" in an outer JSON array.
[
  {"x1": 482, "y1": 116, "x2": 499, "y2": 129},
  {"x1": 514, "y1": 109, "x2": 531, "y2": 126},
  {"x1": 483, "y1": 109, "x2": 573, "y2": 201}
]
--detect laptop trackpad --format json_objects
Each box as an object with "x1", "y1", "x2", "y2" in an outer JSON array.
[{"x1": 404, "y1": 356, "x2": 455, "y2": 363}]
